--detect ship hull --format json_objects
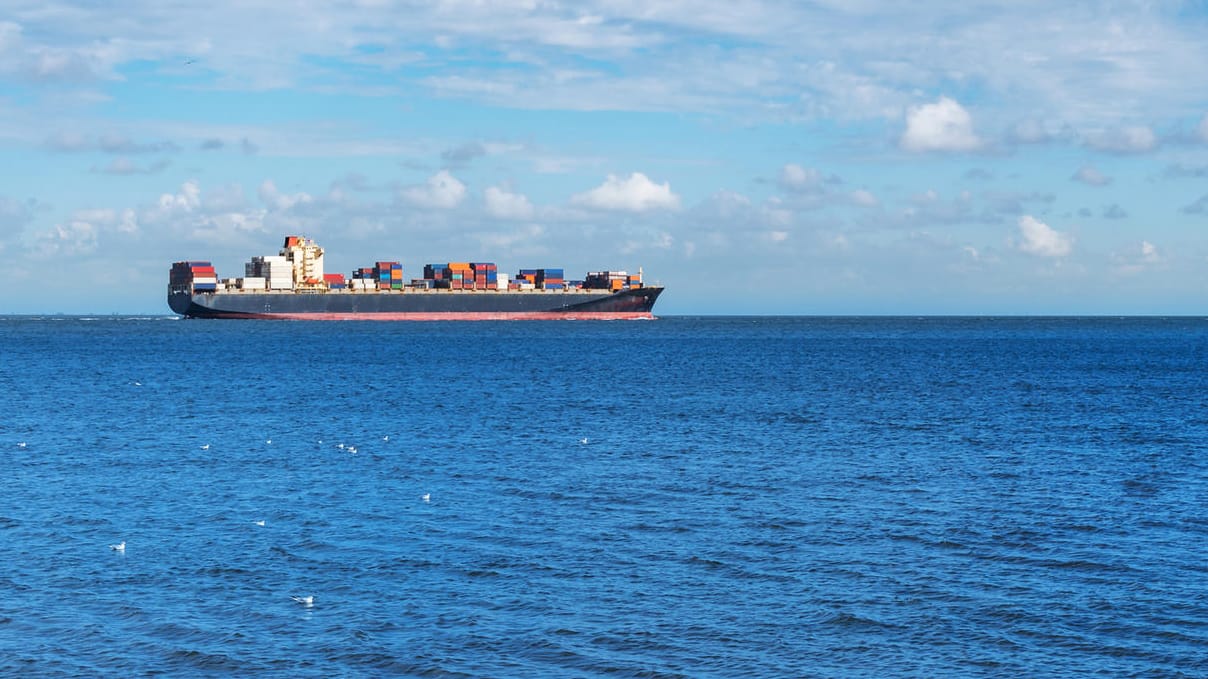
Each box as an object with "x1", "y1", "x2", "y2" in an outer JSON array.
[{"x1": 168, "y1": 286, "x2": 662, "y2": 320}]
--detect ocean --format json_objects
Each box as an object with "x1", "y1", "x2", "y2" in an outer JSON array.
[{"x1": 1, "y1": 316, "x2": 1205, "y2": 677}]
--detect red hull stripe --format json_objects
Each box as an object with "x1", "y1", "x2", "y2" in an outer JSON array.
[{"x1": 207, "y1": 311, "x2": 657, "y2": 321}]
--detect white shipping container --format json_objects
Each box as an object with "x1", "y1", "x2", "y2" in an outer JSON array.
[{"x1": 192, "y1": 277, "x2": 218, "y2": 284}]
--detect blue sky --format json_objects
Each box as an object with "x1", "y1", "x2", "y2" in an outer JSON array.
[{"x1": 2, "y1": 1, "x2": 1208, "y2": 314}]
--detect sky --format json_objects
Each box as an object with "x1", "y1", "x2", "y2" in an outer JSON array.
[{"x1": 2, "y1": 1, "x2": 1208, "y2": 315}]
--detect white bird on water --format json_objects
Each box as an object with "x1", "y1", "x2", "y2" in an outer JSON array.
[
  {"x1": 253, "y1": 520, "x2": 266, "y2": 527},
  {"x1": 291, "y1": 595, "x2": 314, "y2": 607},
  {"x1": 580, "y1": 437, "x2": 589, "y2": 445},
  {"x1": 17, "y1": 442, "x2": 27, "y2": 448},
  {"x1": 347, "y1": 446, "x2": 357, "y2": 454},
  {"x1": 421, "y1": 493, "x2": 431, "y2": 503},
  {"x1": 110, "y1": 541, "x2": 126, "y2": 552},
  {"x1": 382, "y1": 435, "x2": 389, "y2": 442},
  {"x1": 337, "y1": 443, "x2": 344, "y2": 450},
  {"x1": 266, "y1": 439, "x2": 272, "y2": 445},
  {"x1": 200, "y1": 443, "x2": 210, "y2": 450}
]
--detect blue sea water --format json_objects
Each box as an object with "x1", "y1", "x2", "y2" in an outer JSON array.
[{"x1": 0, "y1": 316, "x2": 1205, "y2": 677}]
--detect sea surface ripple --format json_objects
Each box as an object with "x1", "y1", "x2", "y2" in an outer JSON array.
[{"x1": 0, "y1": 316, "x2": 1205, "y2": 676}]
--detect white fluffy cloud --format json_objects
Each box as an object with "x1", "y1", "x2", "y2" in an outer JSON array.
[
  {"x1": 900, "y1": 97, "x2": 981, "y2": 152},
  {"x1": 1141, "y1": 240, "x2": 1160, "y2": 263},
  {"x1": 159, "y1": 180, "x2": 201, "y2": 211},
  {"x1": 401, "y1": 170, "x2": 466, "y2": 209},
  {"x1": 259, "y1": 180, "x2": 313, "y2": 211},
  {"x1": 1071, "y1": 165, "x2": 1111, "y2": 186},
  {"x1": 1017, "y1": 215, "x2": 1072, "y2": 257},
  {"x1": 33, "y1": 220, "x2": 98, "y2": 258},
  {"x1": 572, "y1": 172, "x2": 680, "y2": 212},
  {"x1": 779, "y1": 164, "x2": 822, "y2": 190},
  {"x1": 483, "y1": 186, "x2": 534, "y2": 220}
]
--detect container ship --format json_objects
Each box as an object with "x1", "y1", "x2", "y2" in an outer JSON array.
[{"x1": 168, "y1": 236, "x2": 662, "y2": 320}]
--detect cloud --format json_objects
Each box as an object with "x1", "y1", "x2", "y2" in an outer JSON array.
[
  {"x1": 1071, "y1": 165, "x2": 1111, "y2": 186},
  {"x1": 898, "y1": 189, "x2": 978, "y2": 225},
  {"x1": 44, "y1": 133, "x2": 178, "y2": 154},
  {"x1": 1180, "y1": 194, "x2": 1208, "y2": 215},
  {"x1": 33, "y1": 220, "x2": 99, "y2": 258},
  {"x1": 1084, "y1": 125, "x2": 1157, "y2": 153},
  {"x1": 572, "y1": 172, "x2": 680, "y2": 212},
  {"x1": 1162, "y1": 163, "x2": 1208, "y2": 179},
  {"x1": 850, "y1": 189, "x2": 878, "y2": 207},
  {"x1": 400, "y1": 170, "x2": 467, "y2": 209},
  {"x1": 93, "y1": 157, "x2": 170, "y2": 175},
  {"x1": 779, "y1": 164, "x2": 823, "y2": 191},
  {"x1": 241, "y1": 138, "x2": 259, "y2": 155},
  {"x1": 899, "y1": 97, "x2": 981, "y2": 152},
  {"x1": 1102, "y1": 204, "x2": 1128, "y2": 220},
  {"x1": 159, "y1": 180, "x2": 202, "y2": 212},
  {"x1": 1008, "y1": 119, "x2": 1053, "y2": 145},
  {"x1": 0, "y1": 195, "x2": 38, "y2": 253},
  {"x1": 1016, "y1": 215, "x2": 1073, "y2": 257},
  {"x1": 97, "y1": 135, "x2": 179, "y2": 154},
  {"x1": 1112, "y1": 240, "x2": 1163, "y2": 275},
  {"x1": 982, "y1": 191, "x2": 1056, "y2": 218},
  {"x1": 138, "y1": 180, "x2": 277, "y2": 243},
  {"x1": 1141, "y1": 240, "x2": 1159, "y2": 262},
  {"x1": 483, "y1": 186, "x2": 534, "y2": 220},
  {"x1": 964, "y1": 168, "x2": 994, "y2": 181},
  {"x1": 258, "y1": 180, "x2": 313, "y2": 210},
  {"x1": 200, "y1": 138, "x2": 224, "y2": 150},
  {"x1": 441, "y1": 141, "x2": 486, "y2": 168}
]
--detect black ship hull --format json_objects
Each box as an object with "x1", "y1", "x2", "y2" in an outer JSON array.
[{"x1": 168, "y1": 286, "x2": 662, "y2": 320}]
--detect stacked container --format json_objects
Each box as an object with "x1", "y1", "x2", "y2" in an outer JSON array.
[
  {"x1": 515, "y1": 268, "x2": 564, "y2": 290},
  {"x1": 445, "y1": 262, "x2": 471, "y2": 289},
  {"x1": 323, "y1": 273, "x2": 347, "y2": 290},
  {"x1": 584, "y1": 270, "x2": 636, "y2": 291},
  {"x1": 374, "y1": 262, "x2": 403, "y2": 290},
  {"x1": 247, "y1": 255, "x2": 294, "y2": 290},
  {"x1": 170, "y1": 261, "x2": 217, "y2": 292},
  {"x1": 471, "y1": 263, "x2": 498, "y2": 290},
  {"x1": 423, "y1": 264, "x2": 446, "y2": 281}
]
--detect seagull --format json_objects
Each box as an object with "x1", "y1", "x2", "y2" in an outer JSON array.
[
  {"x1": 133, "y1": 381, "x2": 142, "y2": 387},
  {"x1": 382, "y1": 435, "x2": 390, "y2": 442},
  {"x1": 110, "y1": 541, "x2": 126, "y2": 552},
  {"x1": 337, "y1": 443, "x2": 345, "y2": 450},
  {"x1": 291, "y1": 595, "x2": 314, "y2": 606},
  {"x1": 265, "y1": 439, "x2": 272, "y2": 445},
  {"x1": 253, "y1": 520, "x2": 265, "y2": 527},
  {"x1": 421, "y1": 493, "x2": 431, "y2": 503},
  {"x1": 580, "y1": 438, "x2": 589, "y2": 445},
  {"x1": 17, "y1": 442, "x2": 27, "y2": 448},
  {"x1": 200, "y1": 443, "x2": 210, "y2": 450},
  {"x1": 347, "y1": 446, "x2": 357, "y2": 454}
]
